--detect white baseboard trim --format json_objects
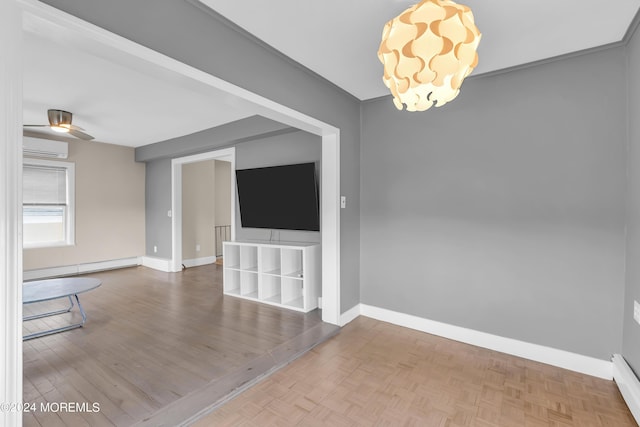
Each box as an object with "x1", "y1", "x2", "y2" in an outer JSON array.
[
  {"x1": 359, "y1": 304, "x2": 613, "y2": 380},
  {"x1": 77, "y1": 258, "x2": 139, "y2": 274},
  {"x1": 340, "y1": 304, "x2": 361, "y2": 326},
  {"x1": 183, "y1": 256, "x2": 217, "y2": 268},
  {"x1": 24, "y1": 257, "x2": 141, "y2": 281},
  {"x1": 141, "y1": 256, "x2": 172, "y2": 272},
  {"x1": 613, "y1": 354, "x2": 640, "y2": 424}
]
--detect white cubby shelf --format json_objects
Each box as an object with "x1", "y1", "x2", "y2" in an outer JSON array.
[{"x1": 222, "y1": 240, "x2": 321, "y2": 312}]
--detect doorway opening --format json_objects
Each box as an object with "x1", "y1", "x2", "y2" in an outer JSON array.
[{"x1": 172, "y1": 148, "x2": 236, "y2": 270}]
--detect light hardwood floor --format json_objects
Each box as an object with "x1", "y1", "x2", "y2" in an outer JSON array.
[
  {"x1": 22, "y1": 264, "x2": 333, "y2": 427},
  {"x1": 197, "y1": 316, "x2": 637, "y2": 427}
]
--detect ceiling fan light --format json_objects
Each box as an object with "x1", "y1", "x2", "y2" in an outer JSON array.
[
  {"x1": 378, "y1": 0, "x2": 481, "y2": 112},
  {"x1": 50, "y1": 124, "x2": 70, "y2": 133}
]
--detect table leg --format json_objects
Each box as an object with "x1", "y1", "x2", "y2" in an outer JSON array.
[
  {"x1": 75, "y1": 293, "x2": 87, "y2": 325},
  {"x1": 23, "y1": 294, "x2": 88, "y2": 341},
  {"x1": 23, "y1": 295, "x2": 74, "y2": 321}
]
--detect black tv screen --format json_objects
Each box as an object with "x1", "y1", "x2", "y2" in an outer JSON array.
[{"x1": 236, "y1": 162, "x2": 320, "y2": 231}]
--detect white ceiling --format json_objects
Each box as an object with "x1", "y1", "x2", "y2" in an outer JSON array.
[
  {"x1": 23, "y1": 1, "x2": 640, "y2": 148},
  {"x1": 23, "y1": 30, "x2": 254, "y2": 147},
  {"x1": 199, "y1": 0, "x2": 640, "y2": 100}
]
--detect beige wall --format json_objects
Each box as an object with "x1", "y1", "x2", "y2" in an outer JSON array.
[
  {"x1": 23, "y1": 139, "x2": 146, "y2": 270},
  {"x1": 214, "y1": 160, "x2": 231, "y2": 227},
  {"x1": 182, "y1": 160, "x2": 215, "y2": 260}
]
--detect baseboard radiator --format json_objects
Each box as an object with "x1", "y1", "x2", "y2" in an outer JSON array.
[
  {"x1": 613, "y1": 354, "x2": 640, "y2": 424},
  {"x1": 24, "y1": 257, "x2": 141, "y2": 281}
]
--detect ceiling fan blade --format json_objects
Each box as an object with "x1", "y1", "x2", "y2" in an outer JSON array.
[
  {"x1": 68, "y1": 128, "x2": 94, "y2": 141},
  {"x1": 23, "y1": 124, "x2": 49, "y2": 128},
  {"x1": 67, "y1": 124, "x2": 86, "y2": 131}
]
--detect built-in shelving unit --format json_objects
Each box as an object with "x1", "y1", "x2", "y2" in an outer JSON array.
[{"x1": 223, "y1": 240, "x2": 320, "y2": 312}]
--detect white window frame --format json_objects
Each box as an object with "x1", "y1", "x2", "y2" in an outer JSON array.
[{"x1": 23, "y1": 158, "x2": 75, "y2": 249}]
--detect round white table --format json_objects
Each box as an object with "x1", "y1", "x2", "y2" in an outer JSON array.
[{"x1": 23, "y1": 277, "x2": 102, "y2": 340}]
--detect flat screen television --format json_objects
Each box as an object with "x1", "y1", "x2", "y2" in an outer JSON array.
[{"x1": 236, "y1": 162, "x2": 320, "y2": 231}]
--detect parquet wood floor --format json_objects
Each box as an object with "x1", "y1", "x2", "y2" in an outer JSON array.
[
  {"x1": 22, "y1": 264, "x2": 330, "y2": 426},
  {"x1": 196, "y1": 316, "x2": 637, "y2": 427}
]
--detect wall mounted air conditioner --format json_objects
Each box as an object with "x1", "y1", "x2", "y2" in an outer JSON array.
[{"x1": 23, "y1": 136, "x2": 68, "y2": 159}]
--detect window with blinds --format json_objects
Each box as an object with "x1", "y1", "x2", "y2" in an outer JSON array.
[{"x1": 23, "y1": 159, "x2": 75, "y2": 248}]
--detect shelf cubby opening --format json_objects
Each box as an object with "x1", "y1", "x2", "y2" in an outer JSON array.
[
  {"x1": 240, "y1": 271, "x2": 258, "y2": 298},
  {"x1": 261, "y1": 247, "x2": 281, "y2": 274},
  {"x1": 281, "y1": 248, "x2": 303, "y2": 277},
  {"x1": 223, "y1": 269, "x2": 241, "y2": 295},
  {"x1": 282, "y1": 278, "x2": 304, "y2": 309},
  {"x1": 240, "y1": 245, "x2": 258, "y2": 271},
  {"x1": 260, "y1": 274, "x2": 281, "y2": 304},
  {"x1": 224, "y1": 244, "x2": 241, "y2": 269}
]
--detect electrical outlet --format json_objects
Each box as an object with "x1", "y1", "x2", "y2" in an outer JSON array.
[
  {"x1": 634, "y1": 300, "x2": 640, "y2": 325},
  {"x1": 341, "y1": 196, "x2": 347, "y2": 209},
  {"x1": 167, "y1": 210, "x2": 172, "y2": 218},
  {"x1": 153, "y1": 245, "x2": 157, "y2": 253},
  {"x1": 196, "y1": 244, "x2": 201, "y2": 252}
]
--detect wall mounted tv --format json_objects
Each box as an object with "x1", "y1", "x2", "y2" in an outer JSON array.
[{"x1": 236, "y1": 162, "x2": 320, "y2": 232}]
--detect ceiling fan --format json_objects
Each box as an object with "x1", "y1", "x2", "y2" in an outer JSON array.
[{"x1": 24, "y1": 109, "x2": 94, "y2": 141}]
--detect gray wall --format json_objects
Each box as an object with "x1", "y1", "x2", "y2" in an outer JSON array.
[
  {"x1": 42, "y1": 0, "x2": 362, "y2": 312},
  {"x1": 145, "y1": 158, "x2": 172, "y2": 258},
  {"x1": 144, "y1": 128, "x2": 320, "y2": 254},
  {"x1": 136, "y1": 116, "x2": 291, "y2": 162},
  {"x1": 624, "y1": 21, "x2": 640, "y2": 374},
  {"x1": 360, "y1": 47, "x2": 628, "y2": 360}
]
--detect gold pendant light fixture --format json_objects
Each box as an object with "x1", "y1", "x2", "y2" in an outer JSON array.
[{"x1": 378, "y1": 0, "x2": 481, "y2": 112}]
